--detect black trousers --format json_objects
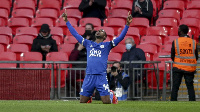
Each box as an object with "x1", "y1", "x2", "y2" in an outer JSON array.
[{"x1": 171, "y1": 70, "x2": 196, "y2": 101}]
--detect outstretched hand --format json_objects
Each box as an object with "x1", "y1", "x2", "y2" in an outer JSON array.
[
  {"x1": 62, "y1": 9, "x2": 68, "y2": 22},
  {"x1": 126, "y1": 11, "x2": 133, "y2": 26}
]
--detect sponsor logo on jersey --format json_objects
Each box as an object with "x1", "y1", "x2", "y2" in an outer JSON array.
[{"x1": 89, "y1": 48, "x2": 101, "y2": 57}]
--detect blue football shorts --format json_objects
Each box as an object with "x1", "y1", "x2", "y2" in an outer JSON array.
[{"x1": 80, "y1": 74, "x2": 110, "y2": 97}]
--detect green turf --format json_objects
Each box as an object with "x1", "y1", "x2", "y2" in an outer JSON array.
[{"x1": 0, "y1": 100, "x2": 200, "y2": 112}]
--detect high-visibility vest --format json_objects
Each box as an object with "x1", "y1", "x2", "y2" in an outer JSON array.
[{"x1": 173, "y1": 37, "x2": 197, "y2": 72}]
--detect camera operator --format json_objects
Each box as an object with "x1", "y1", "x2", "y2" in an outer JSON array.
[{"x1": 109, "y1": 61, "x2": 130, "y2": 101}]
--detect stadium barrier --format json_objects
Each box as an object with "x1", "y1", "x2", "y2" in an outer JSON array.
[
  {"x1": 0, "y1": 61, "x2": 55, "y2": 100},
  {"x1": 162, "y1": 60, "x2": 200, "y2": 101},
  {"x1": 56, "y1": 61, "x2": 162, "y2": 101}
]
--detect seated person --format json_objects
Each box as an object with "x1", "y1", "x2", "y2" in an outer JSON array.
[
  {"x1": 68, "y1": 23, "x2": 96, "y2": 96},
  {"x1": 79, "y1": 0, "x2": 107, "y2": 24},
  {"x1": 31, "y1": 24, "x2": 58, "y2": 61},
  {"x1": 109, "y1": 61, "x2": 130, "y2": 101},
  {"x1": 121, "y1": 38, "x2": 146, "y2": 96},
  {"x1": 131, "y1": 0, "x2": 153, "y2": 24}
]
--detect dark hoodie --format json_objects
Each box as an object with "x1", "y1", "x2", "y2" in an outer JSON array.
[
  {"x1": 31, "y1": 34, "x2": 58, "y2": 60},
  {"x1": 131, "y1": 0, "x2": 153, "y2": 23}
]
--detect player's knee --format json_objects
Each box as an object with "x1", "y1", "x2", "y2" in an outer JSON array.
[{"x1": 101, "y1": 96, "x2": 111, "y2": 104}]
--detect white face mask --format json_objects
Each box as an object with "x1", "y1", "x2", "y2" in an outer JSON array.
[{"x1": 126, "y1": 44, "x2": 132, "y2": 50}]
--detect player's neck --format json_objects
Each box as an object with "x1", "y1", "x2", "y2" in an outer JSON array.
[{"x1": 95, "y1": 39, "x2": 103, "y2": 44}]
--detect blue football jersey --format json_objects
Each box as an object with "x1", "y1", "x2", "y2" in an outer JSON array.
[{"x1": 66, "y1": 21, "x2": 129, "y2": 75}]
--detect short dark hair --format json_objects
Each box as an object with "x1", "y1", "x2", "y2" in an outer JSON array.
[
  {"x1": 179, "y1": 24, "x2": 189, "y2": 34},
  {"x1": 113, "y1": 61, "x2": 122, "y2": 68},
  {"x1": 85, "y1": 23, "x2": 94, "y2": 30}
]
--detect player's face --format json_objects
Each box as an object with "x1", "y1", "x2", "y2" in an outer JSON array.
[{"x1": 95, "y1": 29, "x2": 106, "y2": 40}]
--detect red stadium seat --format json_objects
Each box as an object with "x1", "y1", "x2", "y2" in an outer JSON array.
[
  {"x1": 108, "y1": 9, "x2": 129, "y2": 20},
  {"x1": 52, "y1": 35, "x2": 62, "y2": 45},
  {"x1": 0, "y1": 52, "x2": 16, "y2": 68},
  {"x1": 130, "y1": 18, "x2": 149, "y2": 36},
  {"x1": 146, "y1": 26, "x2": 168, "y2": 44},
  {"x1": 50, "y1": 27, "x2": 64, "y2": 43},
  {"x1": 7, "y1": 44, "x2": 29, "y2": 60},
  {"x1": 140, "y1": 36, "x2": 162, "y2": 51},
  {"x1": 58, "y1": 43, "x2": 75, "y2": 56},
  {"x1": 31, "y1": 18, "x2": 54, "y2": 32},
  {"x1": 13, "y1": 0, "x2": 35, "y2": 14},
  {"x1": 15, "y1": 0, "x2": 37, "y2": 6},
  {"x1": 108, "y1": 52, "x2": 122, "y2": 61},
  {"x1": 164, "y1": 36, "x2": 179, "y2": 44},
  {"x1": 180, "y1": 18, "x2": 200, "y2": 40},
  {"x1": 7, "y1": 18, "x2": 29, "y2": 35},
  {"x1": 156, "y1": 18, "x2": 178, "y2": 35},
  {"x1": 0, "y1": 9, "x2": 9, "y2": 26},
  {"x1": 20, "y1": 52, "x2": 43, "y2": 68},
  {"x1": 0, "y1": 0, "x2": 10, "y2": 14},
  {"x1": 36, "y1": 9, "x2": 58, "y2": 22},
  {"x1": 95, "y1": 27, "x2": 115, "y2": 38},
  {"x1": 145, "y1": 53, "x2": 151, "y2": 61},
  {"x1": 111, "y1": 44, "x2": 126, "y2": 54},
  {"x1": 0, "y1": 35, "x2": 10, "y2": 47},
  {"x1": 66, "y1": 27, "x2": 85, "y2": 36},
  {"x1": 104, "y1": 37, "x2": 110, "y2": 42},
  {"x1": 0, "y1": 27, "x2": 12, "y2": 42},
  {"x1": 0, "y1": 44, "x2": 4, "y2": 52},
  {"x1": 187, "y1": 1, "x2": 200, "y2": 10},
  {"x1": 79, "y1": 18, "x2": 101, "y2": 27},
  {"x1": 64, "y1": 36, "x2": 78, "y2": 44},
  {"x1": 60, "y1": 9, "x2": 82, "y2": 21},
  {"x1": 13, "y1": 35, "x2": 34, "y2": 50},
  {"x1": 111, "y1": 0, "x2": 132, "y2": 11},
  {"x1": 160, "y1": 43, "x2": 172, "y2": 53},
  {"x1": 137, "y1": 44, "x2": 157, "y2": 60},
  {"x1": 158, "y1": 9, "x2": 181, "y2": 24},
  {"x1": 104, "y1": 18, "x2": 125, "y2": 36},
  {"x1": 12, "y1": 9, "x2": 34, "y2": 24},
  {"x1": 148, "y1": 61, "x2": 170, "y2": 89},
  {"x1": 163, "y1": 1, "x2": 185, "y2": 17},
  {"x1": 15, "y1": 27, "x2": 38, "y2": 37},
  {"x1": 118, "y1": 27, "x2": 140, "y2": 45},
  {"x1": 182, "y1": 9, "x2": 200, "y2": 19},
  {"x1": 0, "y1": 18, "x2": 6, "y2": 26},
  {"x1": 55, "y1": 17, "x2": 77, "y2": 36},
  {"x1": 166, "y1": 0, "x2": 188, "y2": 8},
  {"x1": 38, "y1": 0, "x2": 60, "y2": 16},
  {"x1": 46, "y1": 52, "x2": 69, "y2": 88},
  {"x1": 63, "y1": 0, "x2": 81, "y2": 9}
]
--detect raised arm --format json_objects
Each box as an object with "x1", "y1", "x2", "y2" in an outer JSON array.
[
  {"x1": 112, "y1": 12, "x2": 133, "y2": 47},
  {"x1": 62, "y1": 9, "x2": 85, "y2": 45}
]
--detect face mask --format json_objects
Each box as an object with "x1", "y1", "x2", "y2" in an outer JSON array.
[
  {"x1": 126, "y1": 44, "x2": 132, "y2": 50},
  {"x1": 85, "y1": 30, "x2": 92, "y2": 36}
]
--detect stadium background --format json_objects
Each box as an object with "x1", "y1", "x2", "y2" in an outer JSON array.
[{"x1": 0, "y1": 0, "x2": 200, "y2": 103}]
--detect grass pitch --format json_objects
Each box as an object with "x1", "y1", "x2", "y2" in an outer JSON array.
[{"x1": 0, "y1": 100, "x2": 200, "y2": 112}]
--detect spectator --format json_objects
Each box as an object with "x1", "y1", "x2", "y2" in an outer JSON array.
[
  {"x1": 68, "y1": 23, "x2": 96, "y2": 96},
  {"x1": 121, "y1": 38, "x2": 146, "y2": 81},
  {"x1": 31, "y1": 24, "x2": 58, "y2": 61},
  {"x1": 109, "y1": 61, "x2": 130, "y2": 101},
  {"x1": 121, "y1": 38, "x2": 146, "y2": 96},
  {"x1": 170, "y1": 24, "x2": 198, "y2": 101},
  {"x1": 131, "y1": 0, "x2": 153, "y2": 23},
  {"x1": 79, "y1": 0, "x2": 107, "y2": 24}
]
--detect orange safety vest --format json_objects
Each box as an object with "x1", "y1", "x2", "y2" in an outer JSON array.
[{"x1": 173, "y1": 37, "x2": 197, "y2": 72}]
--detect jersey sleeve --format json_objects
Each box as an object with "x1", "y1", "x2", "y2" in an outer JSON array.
[
  {"x1": 111, "y1": 25, "x2": 129, "y2": 47},
  {"x1": 66, "y1": 21, "x2": 88, "y2": 47}
]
